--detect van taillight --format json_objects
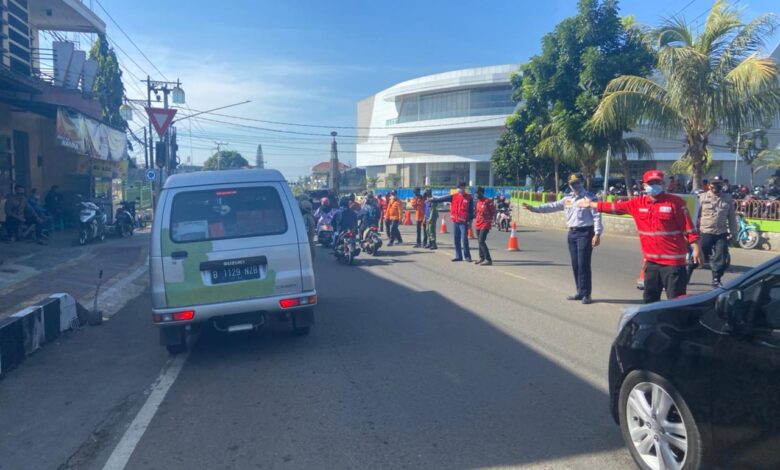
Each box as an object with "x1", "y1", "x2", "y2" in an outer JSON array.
[
  {"x1": 153, "y1": 310, "x2": 195, "y2": 323},
  {"x1": 279, "y1": 295, "x2": 317, "y2": 309}
]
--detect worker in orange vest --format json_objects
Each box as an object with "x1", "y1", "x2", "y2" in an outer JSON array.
[
  {"x1": 385, "y1": 191, "x2": 403, "y2": 246},
  {"x1": 412, "y1": 187, "x2": 426, "y2": 248}
]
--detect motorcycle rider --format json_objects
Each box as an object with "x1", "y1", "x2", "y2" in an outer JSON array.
[
  {"x1": 332, "y1": 196, "x2": 359, "y2": 247},
  {"x1": 495, "y1": 194, "x2": 511, "y2": 229},
  {"x1": 696, "y1": 175, "x2": 737, "y2": 288},
  {"x1": 314, "y1": 197, "x2": 332, "y2": 222},
  {"x1": 358, "y1": 192, "x2": 380, "y2": 240},
  {"x1": 299, "y1": 197, "x2": 317, "y2": 261}
]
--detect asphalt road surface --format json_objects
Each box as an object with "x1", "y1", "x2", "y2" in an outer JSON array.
[{"x1": 0, "y1": 226, "x2": 775, "y2": 470}]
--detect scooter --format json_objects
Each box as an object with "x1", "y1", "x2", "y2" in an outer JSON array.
[
  {"x1": 108, "y1": 201, "x2": 134, "y2": 238},
  {"x1": 360, "y1": 225, "x2": 383, "y2": 256},
  {"x1": 496, "y1": 208, "x2": 512, "y2": 232},
  {"x1": 734, "y1": 212, "x2": 760, "y2": 250},
  {"x1": 78, "y1": 200, "x2": 107, "y2": 246},
  {"x1": 334, "y1": 229, "x2": 360, "y2": 265},
  {"x1": 316, "y1": 212, "x2": 335, "y2": 247}
]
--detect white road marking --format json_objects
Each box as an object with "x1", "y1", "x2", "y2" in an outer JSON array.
[{"x1": 102, "y1": 349, "x2": 190, "y2": 470}]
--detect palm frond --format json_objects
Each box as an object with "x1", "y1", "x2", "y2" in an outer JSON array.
[
  {"x1": 716, "y1": 13, "x2": 780, "y2": 78},
  {"x1": 655, "y1": 16, "x2": 694, "y2": 48},
  {"x1": 622, "y1": 137, "x2": 655, "y2": 160},
  {"x1": 751, "y1": 148, "x2": 780, "y2": 172},
  {"x1": 592, "y1": 76, "x2": 681, "y2": 136},
  {"x1": 698, "y1": 0, "x2": 741, "y2": 57},
  {"x1": 724, "y1": 55, "x2": 780, "y2": 94}
]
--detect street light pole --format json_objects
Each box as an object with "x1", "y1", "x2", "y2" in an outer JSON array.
[{"x1": 734, "y1": 129, "x2": 763, "y2": 185}]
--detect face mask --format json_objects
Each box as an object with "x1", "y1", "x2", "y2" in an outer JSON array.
[
  {"x1": 569, "y1": 183, "x2": 583, "y2": 193},
  {"x1": 645, "y1": 184, "x2": 663, "y2": 197},
  {"x1": 711, "y1": 184, "x2": 722, "y2": 194},
  {"x1": 457, "y1": 188, "x2": 464, "y2": 194}
]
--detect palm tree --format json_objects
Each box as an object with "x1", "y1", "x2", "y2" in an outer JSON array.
[
  {"x1": 536, "y1": 119, "x2": 578, "y2": 191},
  {"x1": 752, "y1": 148, "x2": 780, "y2": 173},
  {"x1": 591, "y1": 0, "x2": 780, "y2": 190}
]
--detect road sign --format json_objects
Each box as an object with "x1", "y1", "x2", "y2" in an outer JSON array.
[
  {"x1": 145, "y1": 107, "x2": 177, "y2": 138},
  {"x1": 146, "y1": 169, "x2": 156, "y2": 181}
]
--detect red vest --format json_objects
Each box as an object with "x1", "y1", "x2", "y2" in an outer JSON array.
[{"x1": 450, "y1": 192, "x2": 472, "y2": 224}]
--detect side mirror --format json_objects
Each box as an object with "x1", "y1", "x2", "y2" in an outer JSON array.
[{"x1": 716, "y1": 290, "x2": 748, "y2": 333}]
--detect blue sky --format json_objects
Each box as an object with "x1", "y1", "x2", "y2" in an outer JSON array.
[{"x1": 93, "y1": 0, "x2": 779, "y2": 178}]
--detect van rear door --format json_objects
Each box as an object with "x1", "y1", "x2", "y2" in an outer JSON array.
[{"x1": 159, "y1": 183, "x2": 302, "y2": 308}]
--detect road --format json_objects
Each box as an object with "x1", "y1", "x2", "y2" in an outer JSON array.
[{"x1": 0, "y1": 226, "x2": 775, "y2": 470}]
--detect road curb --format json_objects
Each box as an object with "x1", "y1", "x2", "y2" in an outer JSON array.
[{"x1": 0, "y1": 293, "x2": 79, "y2": 378}]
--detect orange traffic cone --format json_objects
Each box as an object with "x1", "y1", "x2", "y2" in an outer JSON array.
[
  {"x1": 467, "y1": 224, "x2": 476, "y2": 239},
  {"x1": 402, "y1": 210, "x2": 413, "y2": 225},
  {"x1": 507, "y1": 222, "x2": 519, "y2": 251},
  {"x1": 440, "y1": 217, "x2": 448, "y2": 234}
]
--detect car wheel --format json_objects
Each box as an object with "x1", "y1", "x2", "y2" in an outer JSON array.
[{"x1": 619, "y1": 370, "x2": 706, "y2": 470}]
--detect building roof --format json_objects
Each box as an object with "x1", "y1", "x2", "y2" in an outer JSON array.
[
  {"x1": 163, "y1": 169, "x2": 285, "y2": 189},
  {"x1": 311, "y1": 161, "x2": 348, "y2": 173}
]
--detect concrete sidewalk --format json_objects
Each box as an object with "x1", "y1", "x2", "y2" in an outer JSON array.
[{"x1": 0, "y1": 231, "x2": 150, "y2": 319}]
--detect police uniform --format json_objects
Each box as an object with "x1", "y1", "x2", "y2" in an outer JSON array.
[
  {"x1": 698, "y1": 183, "x2": 737, "y2": 286},
  {"x1": 530, "y1": 176, "x2": 602, "y2": 303}
]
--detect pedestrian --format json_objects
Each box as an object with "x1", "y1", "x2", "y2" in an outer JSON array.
[
  {"x1": 578, "y1": 169, "x2": 701, "y2": 303},
  {"x1": 667, "y1": 176, "x2": 683, "y2": 194},
  {"x1": 474, "y1": 187, "x2": 496, "y2": 266},
  {"x1": 44, "y1": 185, "x2": 64, "y2": 229},
  {"x1": 412, "y1": 187, "x2": 425, "y2": 248},
  {"x1": 423, "y1": 190, "x2": 439, "y2": 250},
  {"x1": 522, "y1": 173, "x2": 602, "y2": 304},
  {"x1": 377, "y1": 193, "x2": 387, "y2": 232},
  {"x1": 697, "y1": 175, "x2": 737, "y2": 287},
  {"x1": 433, "y1": 181, "x2": 473, "y2": 262},
  {"x1": 385, "y1": 192, "x2": 403, "y2": 246}
]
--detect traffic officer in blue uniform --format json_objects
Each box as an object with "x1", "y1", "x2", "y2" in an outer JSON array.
[{"x1": 521, "y1": 173, "x2": 603, "y2": 304}]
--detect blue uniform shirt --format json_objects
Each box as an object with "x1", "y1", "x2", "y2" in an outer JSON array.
[{"x1": 531, "y1": 191, "x2": 603, "y2": 235}]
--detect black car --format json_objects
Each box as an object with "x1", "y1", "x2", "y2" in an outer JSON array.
[{"x1": 610, "y1": 256, "x2": 780, "y2": 470}]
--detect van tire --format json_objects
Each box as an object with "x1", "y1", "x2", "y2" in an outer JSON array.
[
  {"x1": 292, "y1": 308, "x2": 314, "y2": 336},
  {"x1": 160, "y1": 326, "x2": 187, "y2": 354}
]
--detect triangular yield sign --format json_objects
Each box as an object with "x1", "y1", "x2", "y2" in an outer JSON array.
[{"x1": 145, "y1": 107, "x2": 177, "y2": 138}]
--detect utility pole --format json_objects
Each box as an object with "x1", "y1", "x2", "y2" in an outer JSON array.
[
  {"x1": 330, "y1": 131, "x2": 340, "y2": 196},
  {"x1": 215, "y1": 141, "x2": 228, "y2": 170},
  {"x1": 256, "y1": 144, "x2": 265, "y2": 169}
]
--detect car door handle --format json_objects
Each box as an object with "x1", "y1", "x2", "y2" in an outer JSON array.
[{"x1": 171, "y1": 251, "x2": 188, "y2": 259}]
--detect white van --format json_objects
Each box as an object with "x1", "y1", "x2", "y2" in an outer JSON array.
[{"x1": 149, "y1": 169, "x2": 316, "y2": 354}]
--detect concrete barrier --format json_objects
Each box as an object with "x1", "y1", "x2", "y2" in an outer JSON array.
[{"x1": 0, "y1": 293, "x2": 81, "y2": 378}]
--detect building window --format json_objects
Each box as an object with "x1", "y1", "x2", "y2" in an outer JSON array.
[{"x1": 395, "y1": 86, "x2": 514, "y2": 124}]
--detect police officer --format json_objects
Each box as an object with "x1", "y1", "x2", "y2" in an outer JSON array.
[
  {"x1": 697, "y1": 175, "x2": 737, "y2": 287},
  {"x1": 522, "y1": 173, "x2": 602, "y2": 304}
]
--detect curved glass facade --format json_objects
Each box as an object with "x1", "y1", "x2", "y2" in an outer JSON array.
[{"x1": 395, "y1": 85, "x2": 515, "y2": 124}]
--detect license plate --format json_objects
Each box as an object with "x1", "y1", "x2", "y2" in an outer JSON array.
[{"x1": 210, "y1": 265, "x2": 261, "y2": 284}]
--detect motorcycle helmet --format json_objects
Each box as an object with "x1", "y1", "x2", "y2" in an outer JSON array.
[{"x1": 320, "y1": 197, "x2": 330, "y2": 207}]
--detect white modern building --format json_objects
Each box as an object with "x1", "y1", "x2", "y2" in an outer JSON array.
[{"x1": 356, "y1": 65, "x2": 519, "y2": 187}]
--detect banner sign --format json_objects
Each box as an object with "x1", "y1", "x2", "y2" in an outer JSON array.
[{"x1": 56, "y1": 108, "x2": 128, "y2": 162}]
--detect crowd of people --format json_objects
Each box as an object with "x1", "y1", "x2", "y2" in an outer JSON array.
[
  {"x1": 301, "y1": 167, "x2": 742, "y2": 306},
  {"x1": 0, "y1": 184, "x2": 64, "y2": 244}
]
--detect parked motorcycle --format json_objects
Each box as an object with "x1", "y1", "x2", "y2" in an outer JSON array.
[
  {"x1": 496, "y1": 208, "x2": 512, "y2": 232},
  {"x1": 108, "y1": 201, "x2": 134, "y2": 238},
  {"x1": 316, "y1": 212, "x2": 335, "y2": 247},
  {"x1": 78, "y1": 200, "x2": 107, "y2": 245},
  {"x1": 734, "y1": 212, "x2": 760, "y2": 250},
  {"x1": 360, "y1": 225, "x2": 383, "y2": 256},
  {"x1": 334, "y1": 229, "x2": 360, "y2": 265}
]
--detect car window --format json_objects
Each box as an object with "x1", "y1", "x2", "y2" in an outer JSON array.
[
  {"x1": 742, "y1": 272, "x2": 780, "y2": 331},
  {"x1": 170, "y1": 186, "x2": 287, "y2": 242}
]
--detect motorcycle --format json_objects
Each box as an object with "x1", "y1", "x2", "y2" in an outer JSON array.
[
  {"x1": 316, "y1": 212, "x2": 334, "y2": 247},
  {"x1": 78, "y1": 200, "x2": 107, "y2": 245},
  {"x1": 108, "y1": 201, "x2": 134, "y2": 238},
  {"x1": 496, "y1": 208, "x2": 512, "y2": 232},
  {"x1": 334, "y1": 229, "x2": 360, "y2": 265},
  {"x1": 360, "y1": 225, "x2": 383, "y2": 256},
  {"x1": 734, "y1": 212, "x2": 760, "y2": 250}
]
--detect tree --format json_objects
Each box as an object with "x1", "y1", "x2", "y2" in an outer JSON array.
[
  {"x1": 386, "y1": 174, "x2": 401, "y2": 188},
  {"x1": 725, "y1": 128, "x2": 771, "y2": 187},
  {"x1": 751, "y1": 148, "x2": 780, "y2": 174},
  {"x1": 89, "y1": 34, "x2": 126, "y2": 130},
  {"x1": 499, "y1": 0, "x2": 655, "y2": 190},
  {"x1": 366, "y1": 176, "x2": 379, "y2": 189},
  {"x1": 203, "y1": 151, "x2": 248, "y2": 171},
  {"x1": 592, "y1": 0, "x2": 780, "y2": 190}
]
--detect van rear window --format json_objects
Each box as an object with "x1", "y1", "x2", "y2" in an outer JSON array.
[{"x1": 170, "y1": 186, "x2": 287, "y2": 242}]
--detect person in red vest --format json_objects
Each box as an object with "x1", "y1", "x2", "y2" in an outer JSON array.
[
  {"x1": 433, "y1": 181, "x2": 474, "y2": 262},
  {"x1": 474, "y1": 187, "x2": 496, "y2": 266},
  {"x1": 578, "y1": 169, "x2": 701, "y2": 303}
]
